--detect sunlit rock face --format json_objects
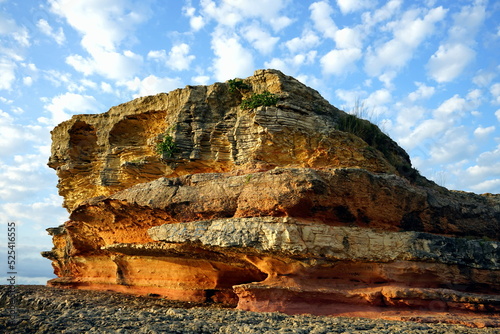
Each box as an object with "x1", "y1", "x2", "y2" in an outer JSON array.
[{"x1": 44, "y1": 69, "x2": 500, "y2": 326}]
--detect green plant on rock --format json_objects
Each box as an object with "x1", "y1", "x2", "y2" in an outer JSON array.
[
  {"x1": 240, "y1": 91, "x2": 278, "y2": 110},
  {"x1": 335, "y1": 99, "x2": 421, "y2": 182},
  {"x1": 156, "y1": 133, "x2": 177, "y2": 159},
  {"x1": 336, "y1": 113, "x2": 385, "y2": 147},
  {"x1": 228, "y1": 78, "x2": 251, "y2": 93},
  {"x1": 335, "y1": 99, "x2": 383, "y2": 145}
]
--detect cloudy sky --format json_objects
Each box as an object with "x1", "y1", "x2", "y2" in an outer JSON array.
[{"x1": 1, "y1": 0, "x2": 499, "y2": 284}]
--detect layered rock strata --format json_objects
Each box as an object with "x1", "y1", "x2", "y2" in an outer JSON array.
[
  {"x1": 47, "y1": 70, "x2": 408, "y2": 211},
  {"x1": 43, "y1": 69, "x2": 500, "y2": 325}
]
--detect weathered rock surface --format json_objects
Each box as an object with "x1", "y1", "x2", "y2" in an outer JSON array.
[
  {"x1": 48, "y1": 70, "x2": 410, "y2": 211},
  {"x1": 43, "y1": 69, "x2": 500, "y2": 326},
  {"x1": 149, "y1": 217, "x2": 500, "y2": 270}
]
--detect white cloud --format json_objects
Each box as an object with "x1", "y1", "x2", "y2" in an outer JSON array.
[
  {"x1": 136, "y1": 75, "x2": 182, "y2": 97},
  {"x1": 0, "y1": 60, "x2": 16, "y2": 90},
  {"x1": 361, "y1": 89, "x2": 392, "y2": 120},
  {"x1": 427, "y1": 43, "x2": 475, "y2": 83},
  {"x1": 0, "y1": 154, "x2": 55, "y2": 201},
  {"x1": 408, "y1": 82, "x2": 435, "y2": 101},
  {"x1": 378, "y1": 71, "x2": 397, "y2": 90},
  {"x1": 80, "y1": 79, "x2": 97, "y2": 90},
  {"x1": 0, "y1": 97, "x2": 12, "y2": 104},
  {"x1": 147, "y1": 49, "x2": 166, "y2": 60},
  {"x1": 190, "y1": 15, "x2": 206, "y2": 31},
  {"x1": 224, "y1": 0, "x2": 285, "y2": 18},
  {"x1": 428, "y1": 127, "x2": 475, "y2": 164},
  {"x1": 65, "y1": 54, "x2": 94, "y2": 76},
  {"x1": 335, "y1": 27, "x2": 363, "y2": 49},
  {"x1": 183, "y1": 3, "x2": 206, "y2": 31},
  {"x1": 473, "y1": 70, "x2": 496, "y2": 87},
  {"x1": 42, "y1": 70, "x2": 69, "y2": 87},
  {"x1": 0, "y1": 194, "x2": 67, "y2": 236},
  {"x1": 211, "y1": 30, "x2": 254, "y2": 81},
  {"x1": 365, "y1": 6, "x2": 447, "y2": 78},
  {"x1": 11, "y1": 107, "x2": 24, "y2": 114},
  {"x1": 0, "y1": 12, "x2": 30, "y2": 47},
  {"x1": 475, "y1": 145, "x2": 500, "y2": 168},
  {"x1": 0, "y1": 13, "x2": 17, "y2": 34},
  {"x1": 269, "y1": 16, "x2": 293, "y2": 32},
  {"x1": 474, "y1": 125, "x2": 495, "y2": 138},
  {"x1": 496, "y1": 109, "x2": 500, "y2": 122},
  {"x1": 49, "y1": 0, "x2": 148, "y2": 51},
  {"x1": 40, "y1": 92, "x2": 100, "y2": 126},
  {"x1": 120, "y1": 75, "x2": 183, "y2": 98},
  {"x1": 0, "y1": 17, "x2": 31, "y2": 47},
  {"x1": 399, "y1": 118, "x2": 447, "y2": 150},
  {"x1": 361, "y1": 0, "x2": 402, "y2": 29},
  {"x1": 265, "y1": 51, "x2": 317, "y2": 75},
  {"x1": 294, "y1": 74, "x2": 322, "y2": 89},
  {"x1": 366, "y1": 89, "x2": 391, "y2": 106},
  {"x1": 336, "y1": 0, "x2": 372, "y2": 14},
  {"x1": 264, "y1": 58, "x2": 289, "y2": 74},
  {"x1": 396, "y1": 87, "x2": 487, "y2": 176},
  {"x1": 464, "y1": 145, "x2": 500, "y2": 193},
  {"x1": 192, "y1": 75, "x2": 211, "y2": 85},
  {"x1": 100, "y1": 81, "x2": 113, "y2": 93},
  {"x1": 36, "y1": 19, "x2": 66, "y2": 45},
  {"x1": 0, "y1": 111, "x2": 44, "y2": 157},
  {"x1": 227, "y1": 0, "x2": 291, "y2": 30},
  {"x1": 467, "y1": 88, "x2": 482, "y2": 101},
  {"x1": 426, "y1": 1, "x2": 485, "y2": 84},
  {"x1": 469, "y1": 179, "x2": 500, "y2": 194},
  {"x1": 23, "y1": 76, "x2": 33, "y2": 86},
  {"x1": 334, "y1": 88, "x2": 367, "y2": 109},
  {"x1": 66, "y1": 49, "x2": 143, "y2": 80},
  {"x1": 12, "y1": 27, "x2": 30, "y2": 48},
  {"x1": 433, "y1": 94, "x2": 467, "y2": 120},
  {"x1": 310, "y1": 1, "x2": 338, "y2": 39},
  {"x1": 448, "y1": 0, "x2": 486, "y2": 44},
  {"x1": 321, "y1": 48, "x2": 361, "y2": 76},
  {"x1": 394, "y1": 104, "x2": 427, "y2": 131},
  {"x1": 294, "y1": 51, "x2": 317, "y2": 66},
  {"x1": 285, "y1": 29, "x2": 320, "y2": 53},
  {"x1": 242, "y1": 24, "x2": 279, "y2": 54},
  {"x1": 491, "y1": 83, "x2": 500, "y2": 104},
  {"x1": 168, "y1": 44, "x2": 196, "y2": 71},
  {"x1": 0, "y1": 13, "x2": 32, "y2": 91},
  {"x1": 49, "y1": 0, "x2": 150, "y2": 80},
  {"x1": 201, "y1": 0, "x2": 242, "y2": 27},
  {"x1": 0, "y1": 143, "x2": 63, "y2": 253},
  {"x1": 200, "y1": 0, "x2": 291, "y2": 31}
]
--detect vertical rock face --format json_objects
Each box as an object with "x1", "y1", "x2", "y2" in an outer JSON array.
[{"x1": 44, "y1": 69, "x2": 500, "y2": 326}]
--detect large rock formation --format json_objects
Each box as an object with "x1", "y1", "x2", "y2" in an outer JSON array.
[{"x1": 43, "y1": 69, "x2": 500, "y2": 326}]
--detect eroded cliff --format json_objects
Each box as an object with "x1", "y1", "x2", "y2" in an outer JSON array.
[{"x1": 43, "y1": 69, "x2": 500, "y2": 326}]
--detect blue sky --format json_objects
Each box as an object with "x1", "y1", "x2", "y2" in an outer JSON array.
[{"x1": 0, "y1": 0, "x2": 499, "y2": 284}]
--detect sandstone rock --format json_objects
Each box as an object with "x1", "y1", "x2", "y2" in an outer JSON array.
[
  {"x1": 43, "y1": 69, "x2": 500, "y2": 325},
  {"x1": 48, "y1": 69, "x2": 408, "y2": 211},
  {"x1": 148, "y1": 217, "x2": 500, "y2": 270}
]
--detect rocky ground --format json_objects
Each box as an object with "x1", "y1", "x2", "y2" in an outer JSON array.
[{"x1": 1, "y1": 286, "x2": 498, "y2": 333}]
